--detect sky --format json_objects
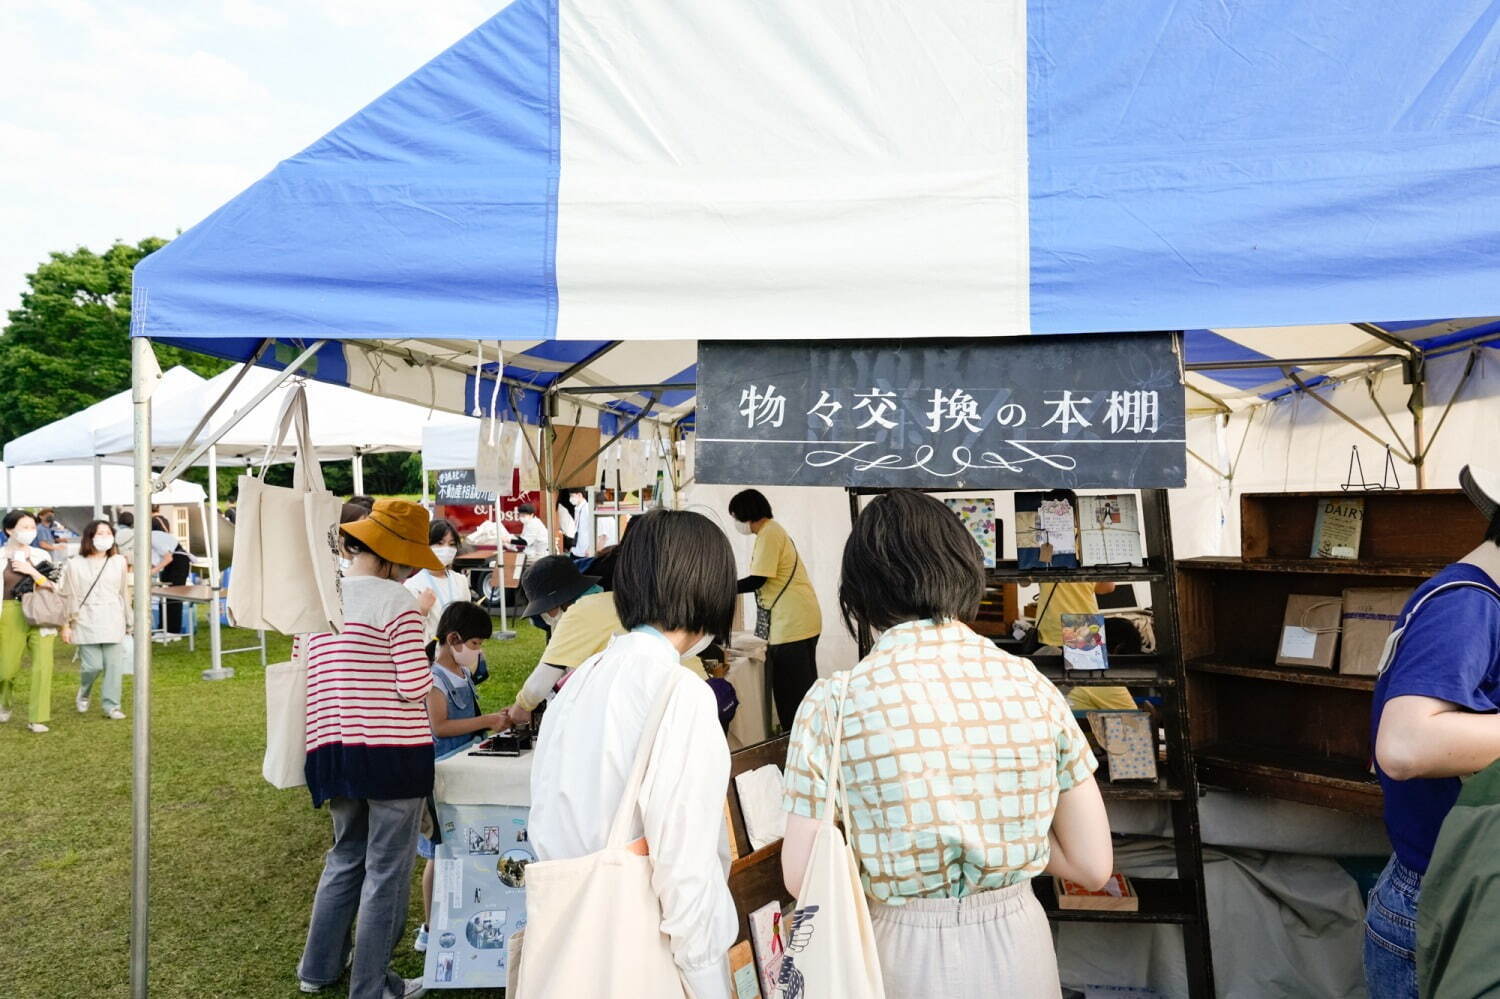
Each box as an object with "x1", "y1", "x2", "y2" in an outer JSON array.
[{"x1": 0, "y1": 0, "x2": 497, "y2": 315}]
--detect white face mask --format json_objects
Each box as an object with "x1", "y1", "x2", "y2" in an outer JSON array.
[
  {"x1": 683, "y1": 633, "x2": 715, "y2": 659},
  {"x1": 541, "y1": 607, "x2": 564, "y2": 628},
  {"x1": 734, "y1": 520, "x2": 752, "y2": 536},
  {"x1": 12, "y1": 528, "x2": 37, "y2": 546},
  {"x1": 433, "y1": 545, "x2": 458, "y2": 567},
  {"x1": 451, "y1": 644, "x2": 481, "y2": 671},
  {"x1": 95, "y1": 533, "x2": 115, "y2": 550}
]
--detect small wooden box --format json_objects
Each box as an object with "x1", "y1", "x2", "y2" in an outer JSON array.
[{"x1": 1054, "y1": 874, "x2": 1138, "y2": 912}]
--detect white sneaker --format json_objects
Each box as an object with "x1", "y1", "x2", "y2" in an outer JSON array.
[
  {"x1": 297, "y1": 982, "x2": 326, "y2": 995},
  {"x1": 402, "y1": 979, "x2": 427, "y2": 999},
  {"x1": 26, "y1": 723, "x2": 49, "y2": 734},
  {"x1": 0, "y1": 706, "x2": 11, "y2": 723},
  {"x1": 105, "y1": 708, "x2": 126, "y2": 720},
  {"x1": 76, "y1": 689, "x2": 90, "y2": 713},
  {"x1": 413, "y1": 924, "x2": 429, "y2": 952}
]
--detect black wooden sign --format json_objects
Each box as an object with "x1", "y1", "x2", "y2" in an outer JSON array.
[
  {"x1": 435, "y1": 468, "x2": 494, "y2": 504},
  {"x1": 696, "y1": 333, "x2": 1186, "y2": 489}
]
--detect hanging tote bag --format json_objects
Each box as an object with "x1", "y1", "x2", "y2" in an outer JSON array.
[
  {"x1": 20, "y1": 585, "x2": 69, "y2": 629},
  {"x1": 262, "y1": 639, "x2": 309, "y2": 789},
  {"x1": 514, "y1": 679, "x2": 690, "y2": 999},
  {"x1": 228, "y1": 385, "x2": 344, "y2": 635},
  {"x1": 778, "y1": 672, "x2": 885, "y2": 999},
  {"x1": 755, "y1": 551, "x2": 800, "y2": 642}
]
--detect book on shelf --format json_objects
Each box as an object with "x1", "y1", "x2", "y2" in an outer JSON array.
[
  {"x1": 1078, "y1": 494, "x2": 1143, "y2": 567},
  {"x1": 1311, "y1": 497, "x2": 1364, "y2": 559},
  {"x1": 1061, "y1": 613, "x2": 1109, "y2": 671},
  {"x1": 944, "y1": 495, "x2": 999, "y2": 568},
  {"x1": 1275, "y1": 594, "x2": 1342, "y2": 670},
  {"x1": 1055, "y1": 874, "x2": 1139, "y2": 911},
  {"x1": 747, "y1": 900, "x2": 785, "y2": 999},
  {"x1": 727, "y1": 940, "x2": 762, "y2": 999},
  {"x1": 1016, "y1": 491, "x2": 1080, "y2": 570}
]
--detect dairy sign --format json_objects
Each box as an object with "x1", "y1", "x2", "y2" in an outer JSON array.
[{"x1": 695, "y1": 333, "x2": 1186, "y2": 489}]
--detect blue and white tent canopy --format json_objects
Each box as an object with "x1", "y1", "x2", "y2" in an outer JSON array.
[{"x1": 134, "y1": 1, "x2": 1500, "y2": 361}]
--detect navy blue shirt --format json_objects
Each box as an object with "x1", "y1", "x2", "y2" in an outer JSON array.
[{"x1": 1372, "y1": 563, "x2": 1500, "y2": 873}]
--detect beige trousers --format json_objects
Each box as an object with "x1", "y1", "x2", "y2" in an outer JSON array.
[{"x1": 870, "y1": 881, "x2": 1061, "y2": 999}]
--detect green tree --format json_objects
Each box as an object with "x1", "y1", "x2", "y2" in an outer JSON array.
[{"x1": 0, "y1": 238, "x2": 228, "y2": 442}]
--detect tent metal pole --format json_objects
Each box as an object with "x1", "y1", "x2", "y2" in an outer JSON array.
[
  {"x1": 555, "y1": 381, "x2": 696, "y2": 395},
  {"x1": 92, "y1": 456, "x2": 105, "y2": 519},
  {"x1": 202, "y1": 445, "x2": 231, "y2": 681},
  {"x1": 155, "y1": 340, "x2": 326, "y2": 488},
  {"x1": 155, "y1": 339, "x2": 271, "y2": 480},
  {"x1": 130, "y1": 338, "x2": 158, "y2": 999},
  {"x1": 1284, "y1": 369, "x2": 1414, "y2": 463},
  {"x1": 556, "y1": 397, "x2": 657, "y2": 488},
  {"x1": 353, "y1": 452, "x2": 365, "y2": 496}
]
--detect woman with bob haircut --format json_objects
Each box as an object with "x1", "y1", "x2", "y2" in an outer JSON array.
[
  {"x1": 779, "y1": 490, "x2": 1112, "y2": 998},
  {"x1": 528, "y1": 509, "x2": 740, "y2": 999}
]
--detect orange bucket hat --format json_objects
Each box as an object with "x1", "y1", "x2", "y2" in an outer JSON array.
[{"x1": 340, "y1": 498, "x2": 444, "y2": 572}]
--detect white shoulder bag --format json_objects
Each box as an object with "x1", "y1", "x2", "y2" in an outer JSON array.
[
  {"x1": 262, "y1": 638, "x2": 309, "y2": 789},
  {"x1": 227, "y1": 384, "x2": 344, "y2": 635},
  {"x1": 514, "y1": 678, "x2": 690, "y2": 999},
  {"x1": 777, "y1": 672, "x2": 885, "y2": 999}
]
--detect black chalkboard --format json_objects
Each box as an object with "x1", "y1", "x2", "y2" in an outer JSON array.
[
  {"x1": 696, "y1": 333, "x2": 1186, "y2": 489},
  {"x1": 435, "y1": 468, "x2": 494, "y2": 504}
]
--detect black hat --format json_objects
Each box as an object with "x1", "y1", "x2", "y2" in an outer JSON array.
[
  {"x1": 1461, "y1": 464, "x2": 1499, "y2": 523},
  {"x1": 520, "y1": 556, "x2": 600, "y2": 619}
]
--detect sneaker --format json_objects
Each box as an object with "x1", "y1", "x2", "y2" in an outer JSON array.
[
  {"x1": 402, "y1": 979, "x2": 427, "y2": 999},
  {"x1": 105, "y1": 708, "x2": 126, "y2": 720},
  {"x1": 297, "y1": 982, "x2": 327, "y2": 995},
  {"x1": 413, "y1": 924, "x2": 429, "y2": 952},
  {"x1": 26, "y1": 723, "x2": 49, "y2": 734},
  {"x1": 0, "y1": 706, "x2": 11, "y2": 723},
  {"x1": 76, "y1": 689, "x2": 90, "y2": 713}
]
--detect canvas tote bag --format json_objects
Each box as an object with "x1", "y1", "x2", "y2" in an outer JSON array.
[
  {"x1": 778, "y1": 672, "x2": 885, "y2": 999},
  {"x1": 513, "y1": 678, "x2": 690, "y2": 999},
  {"x1": 228, "y1": 385, "x2": 344, "y2": 635},
  {"x1": 262, "y1": 639, "x2": 309, "y2": 789}
]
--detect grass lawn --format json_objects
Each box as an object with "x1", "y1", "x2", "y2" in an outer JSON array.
[{"x1": 0, "y1": 610, "x2": 546, "y2": 998}]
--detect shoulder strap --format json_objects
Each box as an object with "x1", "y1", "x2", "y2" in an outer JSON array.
[
  {"x1": 820, "y1": 673, "x2": 854, "y2": 830},
  {"x1": 1378, "y1": 579, "x2": 1500, "y2": 676},
  {"x1": 77, "y1": 558, "x2": 111, "y2": 609},
  {"x1": 606, "y1": 676, "x2": 680, "y2": 849},
  {"x1": 766, "y1": 548, "x2": 801, "y2": 612}
]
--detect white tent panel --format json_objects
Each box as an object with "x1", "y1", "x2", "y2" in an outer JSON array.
[
  {"x1": 3, "y1": 465, "x2": 206, "y2": 508},
  {"x1": 2, "y1": 367, "x2": 208, "y2": 467}
]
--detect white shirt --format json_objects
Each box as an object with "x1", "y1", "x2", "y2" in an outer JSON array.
[
  {"x1": 404, "y1": 568, "x2": 471, "y2": 639},
  {"x1": 518, "y1": 515, "x2": 550, "y2": 559},
  {"x1": 569, "y1": 498, "x2": 593, "y2": 558},
  {"x1": 555, "y1": 503, "x2": 577, "y2": 540},
  {"x1": 530, "y1": 631, "x2": 736, "y2": 999}
]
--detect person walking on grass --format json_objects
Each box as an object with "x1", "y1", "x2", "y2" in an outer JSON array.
[
  {"x1": 0, "y1": 510, "x2": 59, "y2": 733},
  {"x1": 60, "y1": 520, "x2": 131, "y2": 721},
  {"x1": 297, "y1": 499, "x2": 443, "y2": 999}
]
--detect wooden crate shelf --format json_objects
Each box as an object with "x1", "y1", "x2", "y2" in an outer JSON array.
[
  {"x1": 1180, "y1": 489, "x2": 1476, "y2": 818},
  {"x1": 1033, "y1": 876, "x2": 1197, "y2": 924}
]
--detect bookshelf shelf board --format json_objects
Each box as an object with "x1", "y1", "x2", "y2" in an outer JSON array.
[
  {"x1": 1177, "y1": 556, "x2": 1447, "y2": 578},
  {"x1": 1187, "y1": 658, "x2": 1377, "y2": 692},
  {"x1": 986, "y1": 559, "x2": 1167, "y2": 585},
  {"x1": 1033, "y1": 877, "x2": 1198, "y2": 924},
  {"x1": 1197, "y1": 742, "x2": 1382, "y2": 815}
]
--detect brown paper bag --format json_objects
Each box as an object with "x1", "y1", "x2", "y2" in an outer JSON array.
[
  {"x1": 1341, "y1": 588, "x2": 1413, "y2": 676},
  {"x1": 1275, "y1": 594, "x2": 1342, "y2": 669}
]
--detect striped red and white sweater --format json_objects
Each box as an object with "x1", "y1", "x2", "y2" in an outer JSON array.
[{"x1": 303, "y1": 575, "x2": 435, "y2": 806}]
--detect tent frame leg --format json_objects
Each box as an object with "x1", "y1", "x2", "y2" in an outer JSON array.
[
  {"x1": 130, "y1": 338, "x2": 158, "y2": 999},
  {"x1": 201, "y1": 445, "x2": 232, "y2": 681}
]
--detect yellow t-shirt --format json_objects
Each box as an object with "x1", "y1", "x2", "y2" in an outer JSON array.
[
  {"x1": 542, "y1": 591, "x2": 624, "y2": 669},
  {"x1": 1066, "y1": 685, "x2": 1137, "y2": 712},
  {"x1": 749, "y1": 519, "x2": 821, "y2": 646},
  {"x1": 1036, "y1": 581, "x2": 1101, "y2": 648},
  {"x1": 541, "y1": 590, "x2": 708, "y2": 678}
]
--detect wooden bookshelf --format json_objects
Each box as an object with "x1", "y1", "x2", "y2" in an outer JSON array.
[{"x1": 1179, "y1": 489, "x2": 1485, "y2": 816}]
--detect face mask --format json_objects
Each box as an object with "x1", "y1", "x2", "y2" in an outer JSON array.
[
  {"x1": 12, "y1": 528, "x2": 37, "y2": 546},
  {"x1": 734, "y1": 520, "x2": 752, "y2": 536},
  {"x1": 541, "y1": 608, "x2": 563, "y2": 628},
  {"x1": 683, "y1": 633, "x2": 715, "y2": 659},
  {"x1": 433, "y1": 546, "x2": 457, "y2": 567},
  {"x1": 451, "y1": 644, "x2": 481, "y2": 671},
  {"x1": 95, "y1": 533, "x2": 115, "y2": 550}
]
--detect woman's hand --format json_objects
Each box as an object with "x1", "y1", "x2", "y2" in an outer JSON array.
[
  {"x1": 60, "y1": 626, "x2": 74, "y2": 645},
  {"x1": 416, "y1": 588, "x2": 438, "y2": 616},
  {"x1": 504, "y1": 704, "x2": 533, "y2": 729},
  {"x1": 482, "y1": 711, "x2": 512, "y2": 731}
]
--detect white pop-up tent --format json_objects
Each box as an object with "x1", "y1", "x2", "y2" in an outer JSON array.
[{"x1": 2, "y1": 464, "x2": 206, "y2": 510}]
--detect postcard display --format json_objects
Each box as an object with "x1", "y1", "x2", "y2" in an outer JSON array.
[{"x1": 423, "y1": 801, "x2": 535, "y2": 989}]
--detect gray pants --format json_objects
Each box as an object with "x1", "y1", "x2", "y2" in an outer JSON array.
[
  {"x1": 78, "y1": 643, "x2": 124, "y2": 713},
  {"x1": 299, "y1": 796, "x2": 424, "y2": 999}
]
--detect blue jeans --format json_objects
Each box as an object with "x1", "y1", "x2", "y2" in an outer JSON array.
[{"x1": 1364, "y1": 855, "x2": 1421, "y2": 999}]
